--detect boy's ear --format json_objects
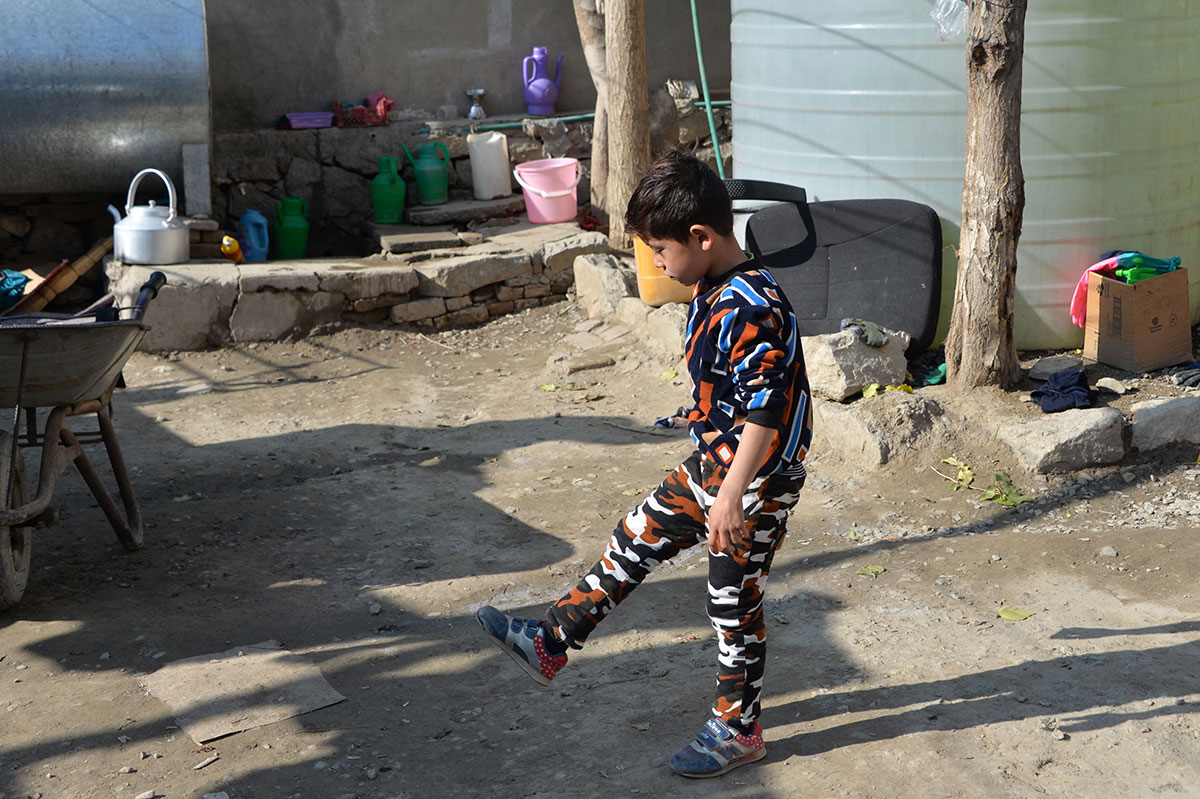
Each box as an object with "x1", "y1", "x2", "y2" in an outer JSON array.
[{"x1": 689, "y1": 224, "x2": 714, "y2": 250}]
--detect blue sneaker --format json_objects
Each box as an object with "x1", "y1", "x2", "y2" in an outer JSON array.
[
  {"x1": 476, "y1": 606, "x2": 567, "y2": 686},
  {"x1": 669, "y1": 717, "x2": 766, "y2": 778}
]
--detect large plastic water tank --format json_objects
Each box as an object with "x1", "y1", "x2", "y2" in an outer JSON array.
[
  {"x1": 0, "y1": 0, "x2": 210, "y2": 194},
  {"x1": 731, "y1": 1, "x2": 1200, "y2": 349}
]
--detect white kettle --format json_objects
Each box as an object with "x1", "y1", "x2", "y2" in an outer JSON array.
[{"x1": 108, "y1": 169, "x2": 190, "y2": 265}]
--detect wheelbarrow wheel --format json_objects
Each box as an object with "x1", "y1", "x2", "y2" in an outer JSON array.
[{"x1": 0, "y1": 431, "x2": 31, "y2": 611}]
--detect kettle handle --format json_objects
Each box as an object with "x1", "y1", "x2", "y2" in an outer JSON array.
[
  {"x1": 434, "y1": 142, "x2": 450, "y2": 165},
  {"x1": 125, "y1": 168, "x2": 178, "y2": 224},
  {"x1": 523, "y1": 56, "x2": 534, "y2": 87}
]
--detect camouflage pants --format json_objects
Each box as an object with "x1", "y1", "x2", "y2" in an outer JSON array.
[{"x1": 546, "y1": 450, "x2": 803, "y2": 730}]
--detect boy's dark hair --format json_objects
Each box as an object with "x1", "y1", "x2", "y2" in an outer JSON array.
[{"x1": 624, "y1": 150, "x2": 733, "y2": 243}]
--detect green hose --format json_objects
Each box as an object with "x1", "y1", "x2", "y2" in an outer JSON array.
[{"x1": 690, "y1": 0, "x2": 725, "y2": 178}]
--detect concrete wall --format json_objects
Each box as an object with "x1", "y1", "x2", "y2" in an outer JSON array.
[{"x1": 206, "y1": 0, "x2": 731, "y2": 131}]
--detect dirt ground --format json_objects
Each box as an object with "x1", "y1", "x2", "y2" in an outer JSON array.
[{"x1": 2, "y1": 301, "x2": 1198, "y2": 799}]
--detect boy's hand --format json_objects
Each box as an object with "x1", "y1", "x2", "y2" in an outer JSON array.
[{"x1": 706, "y1": 492, "x2": 749, "y2": 554}]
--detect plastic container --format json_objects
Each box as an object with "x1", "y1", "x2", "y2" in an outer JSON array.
[
  {"x1": 286, "y1": 112, "x2": 335, "y2": 129},
  {"x1": 401, "y1": 142, "x2": 450, "y2": 206},
  {"x1": 513, "y1": 157, "x2": 581, "y2": 224},
  {"x1": 273, "y1": 197, "x2": 309, "y2": 260},
  {"x1": 523, "y1": 46, "x2": 563, "y2": 116},
  {"x1": 634, "y1": 237, "x2": 693, "y2": 306},
  {"x1": 237, "y1": 209, "x2": 269, "y2": 263},
  {"x1": 731, "y1": 0, "x2": 1200, "y2": 347},
  {"x1": 467, "y1": 131, "x2": 513, "y2": 200},
  {"x1": 371, "y1": 156, "x2": 406, "y2": 223}
]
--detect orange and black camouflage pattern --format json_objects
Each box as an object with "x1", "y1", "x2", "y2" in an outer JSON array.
[{"x1": 546, "y1": 451, "x2": 803, "y2": 731}]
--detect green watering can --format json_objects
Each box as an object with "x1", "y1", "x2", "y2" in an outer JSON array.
[{"x1": 401, "y1": 142, "x2": 450, "y2": 206}]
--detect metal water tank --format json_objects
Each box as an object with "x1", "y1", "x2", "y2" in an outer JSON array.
[
  {"x1": 732, "y1": 1, "x2": 1200, "y2": 349},
  {"x1": 0, "y1": 0, "x2": 210, "y2": 194}
]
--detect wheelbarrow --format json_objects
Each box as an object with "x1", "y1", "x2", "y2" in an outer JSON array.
[{"x1": 0, "y1": 272, "x2": 165, "y2": 609}]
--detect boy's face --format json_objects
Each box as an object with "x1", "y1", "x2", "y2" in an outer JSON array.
[{"x1": 645, "y1": 226, "x2": 711, "y2": 286}]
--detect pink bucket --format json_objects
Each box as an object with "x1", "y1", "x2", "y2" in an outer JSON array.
[{"x1": 513, "y1": 157, "x2": 581, "y2": 224}]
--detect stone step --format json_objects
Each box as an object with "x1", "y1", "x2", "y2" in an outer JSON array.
[
  {"x1": 403, "y1": 195, "x2": 526, "y2": 226},
  {"x1": 372, "y1": 223, "x2": 482, "y2": 254}
]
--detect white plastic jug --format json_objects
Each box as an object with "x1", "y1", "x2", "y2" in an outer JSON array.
[{"x1": 466, "y1": 131, "x2": 513, "y2": 200}]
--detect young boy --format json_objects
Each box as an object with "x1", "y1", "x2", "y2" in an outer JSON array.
[{"x1": 477, "y1": 150, "x2": 812, "y2": 778}]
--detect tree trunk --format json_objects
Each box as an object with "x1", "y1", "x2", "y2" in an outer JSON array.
[
  {"x1": 571, "y1": 0, "x2": 608, "y2": 212},
  {"x1": 604, "y1": 0, "x2": 650, "y2": 250},
  {"x1": 944, "y1": 0, "x2": 1027, "y2": 389}
]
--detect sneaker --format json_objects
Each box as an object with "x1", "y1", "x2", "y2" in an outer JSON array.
[
  {"x1": 475, "y1": 606, "x2": 567, "y2": 686},
  {"x1": 669, "y1": 717, "x2": 766, "y2": 778}
]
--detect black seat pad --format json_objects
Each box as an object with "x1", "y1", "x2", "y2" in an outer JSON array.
[{"x1": 727, "y1": 179, "x2": 942, "y2": 353}]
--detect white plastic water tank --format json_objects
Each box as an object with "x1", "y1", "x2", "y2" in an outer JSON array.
[{"x1": 731, "y1": 1, "x2": 1200, "y2": 349}]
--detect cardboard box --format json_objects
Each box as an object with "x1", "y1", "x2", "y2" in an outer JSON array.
[{"x1": 1083, "y1": 267, "x2": 1191, "y2": 372}]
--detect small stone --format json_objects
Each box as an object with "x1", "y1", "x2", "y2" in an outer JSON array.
[
  {"x1": 368, "y1": 603, "x2": 382, "y2": 616},
  {"x1": 1052, "y1": 729, "x2": 1067, "y2": 740},
  {"x1": 1096, "y1": 377, "x2": 1127, "y2": 395},
  {"x1": 203, "y1": 793, "x2": 231, "y2": 799},
  {"x1": 139, "y1": 751, "x2": 150, "y2": 759},
  {"x1": 1099, "y1": 546, "x2": 1119, "y2": 558},
  {"x1": 1029, "y1": 355, "x2": 1083, "y2": 381},
  {"x1": 119, "y1": 766, "x2": 136, "y2": 773},
  {"x1": 135, "y1": 791, "x2": 156, "y2": 799},
  {"x1": 1123, "y1": 472, "x2": 1136, "y2": 483},
  {"x1": 365, "y1": 767, "x2": 378, "y2": 780},
  {"x1": 990, "y1": 554, "x2": 1002, "y2": 562},
  {"x1": 15, "y1": 664, "x2": 27, "y2": 670}
]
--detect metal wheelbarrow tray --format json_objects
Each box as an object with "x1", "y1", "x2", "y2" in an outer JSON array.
[{"x1": 0, "y1": 272, "x2": 165, "y2": 609}]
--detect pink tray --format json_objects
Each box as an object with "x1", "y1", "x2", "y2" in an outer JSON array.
[{"x1": 286, "y1": 112, "x2": 335, "y2": 130}]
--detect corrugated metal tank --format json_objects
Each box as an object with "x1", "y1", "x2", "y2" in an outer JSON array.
[
  {"x1": 731, "y1": 1, "x2": 1200, "y2": 349},
  {"x1": 0, "y1": 0, "x2": 211, "y2": 194}
]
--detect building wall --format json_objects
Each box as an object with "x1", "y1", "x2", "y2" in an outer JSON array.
[{"x1": 206, "y1": 0, "x2": 731, "y2": 131}]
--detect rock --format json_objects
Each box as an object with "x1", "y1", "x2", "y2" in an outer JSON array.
[
  {"x1": 486, "y1": 223, "x2": 609, "y2": 274},
  {"x1": 135, "y1": 791, "x2": 156, "y2": 799},
  {"x1": 573, "y1": 253, "x2": 638, "y2": 319},
  {"x1": 107, "y1": 261, "x2": 237, "y2": 352},
  {"x1": 203, "y1": 793, "x2": 231, "y2": 799},
  {"x1": 802, "y1": 329, "x2": 911, "y2": 402},
  {"x1": 411, "y1": 247, "x2": 531, "y2": 297},
  {"x1": 643, "y1": 303, "x2": 688, "y2": 360},
  {"x1": 1028, "y1": 355, "x2": 1083, "y2": 380},
  {"x1": 613, "y1": 297, "x2": 653, "y2": 330},
  {"x1": 316, "y1": 262, "x2": 420, "y2": 300},
  {"x1": 1130, "y1": 397, "x2": 1200, "y2": 450},
  {"x1": 813, "y1": 393, "x2": 946, "y2": 467},
  {"x1": 1007, "y1": 407, "x2": 1125, "y2": 473},
  {"x1": 1096, "y1": 376, "x2": 1128, "y2": 395},
  {"x1": 1099, "y1": 546, "x2": 1119, "y2": 557},
  {"x1": 239, "y1": 262, "x2": 321, "y2": 293},
  {"x1": 376, "y1": 225, "x2": 463, "y2": 254},
  {"x1": 404, "y1": 196, "x2": 526, "y2": 226},
  {"x1": 390, "y1": 297, "x2": 447, "y2": 324},
  {"x1": 230, "y1": 290, "x2": 344, "y2": 342}
]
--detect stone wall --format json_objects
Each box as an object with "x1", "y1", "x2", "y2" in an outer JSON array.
[{"x1": 105, "y1": 223, "x2": 607, "y2": 352}]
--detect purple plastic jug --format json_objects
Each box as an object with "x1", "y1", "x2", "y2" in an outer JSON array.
[{"x1": 522, "y1": 46, "x2": 563, "y2": 116}]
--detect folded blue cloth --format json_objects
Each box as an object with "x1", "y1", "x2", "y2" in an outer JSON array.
[
  {"x1": 1031, "y1": 368, "x2": 1093, "y2": 413},
  {"x1": 0, "y1": 269, "x2": 30, "y2": 311}
]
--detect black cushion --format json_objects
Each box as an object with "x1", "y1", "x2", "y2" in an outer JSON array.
[{"x1": 727, "y1": 179, "x2": 942, "y2": 353}]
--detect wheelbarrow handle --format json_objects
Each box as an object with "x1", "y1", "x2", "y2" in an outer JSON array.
[{"x1": 132, "y1": 271, "x2": 167, "y2": 321}]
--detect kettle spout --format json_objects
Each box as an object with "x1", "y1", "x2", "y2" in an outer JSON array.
[{"x1": 107, "y1": 204, "x2": 122, "y2": 225}]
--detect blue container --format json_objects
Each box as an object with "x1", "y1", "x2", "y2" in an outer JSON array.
[{"x1": 238, "y1": 209, "x2": 270, "y2": 263}]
